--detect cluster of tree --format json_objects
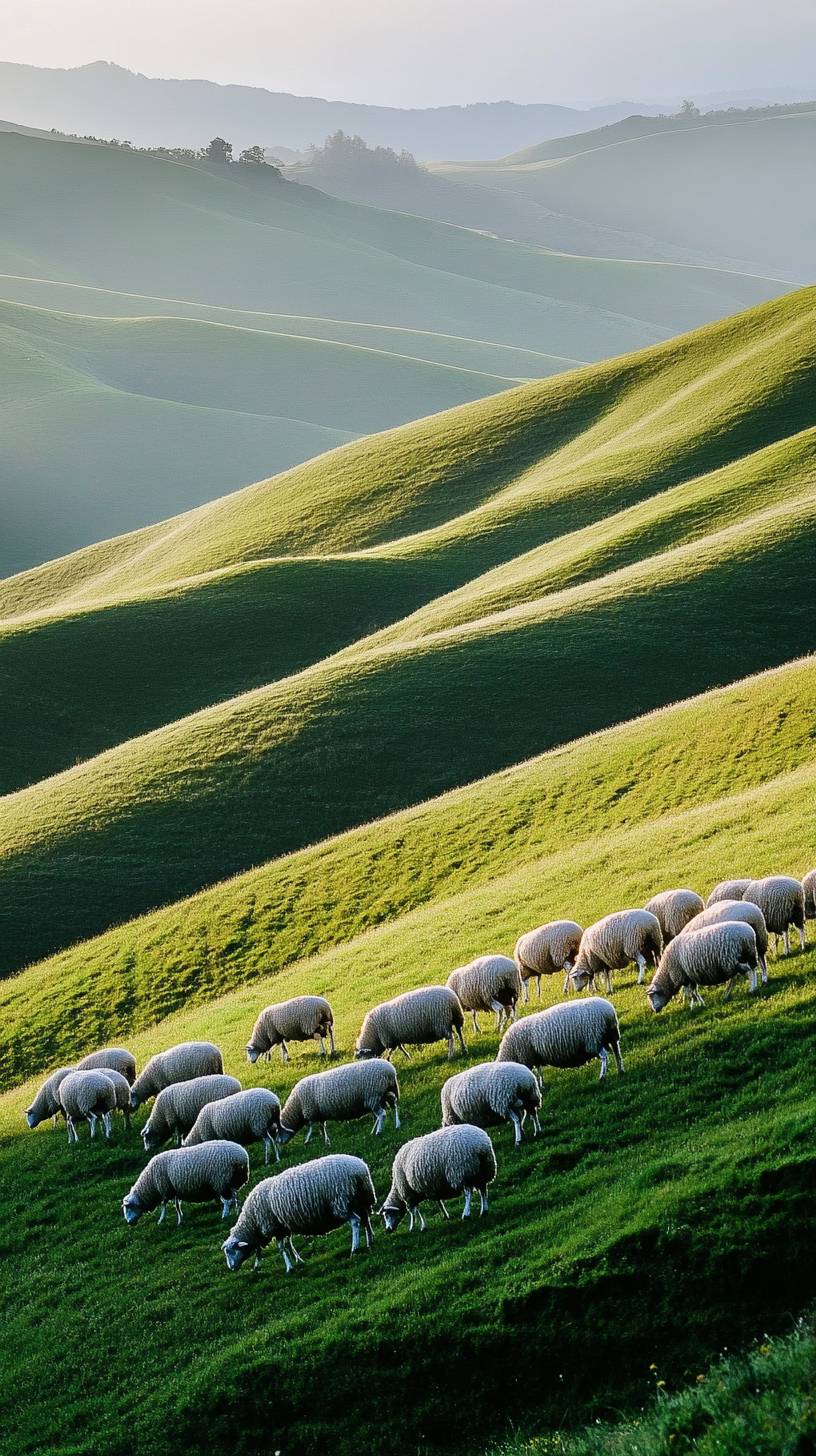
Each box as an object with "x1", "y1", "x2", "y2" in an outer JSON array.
[
  {"x1": 305, "y1": 130, "x2": 423, "y2": 173},
  {"x1": 49, "y1": 129, "x2": 280, "y2": 172},
  {"x1": 666, "y1": 97, "x2": 815, "y2": 123}
]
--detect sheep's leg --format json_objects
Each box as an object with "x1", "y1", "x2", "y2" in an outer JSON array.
[
  {"x1": 304, "y1": 1122, "x2": 314, "y2": 1144},
  {"x1": 349, "y1": 1216, "x2": 361, "y2": 1254},
  {"x1": 253, "y1": 1252, "x2": 262, "y2": 1270},
  {"x1": 157, "y1": 1203, "x2": 166, "y2": 1224},
  {"x1": 220, "y1": 1197, "x2": 232, "y2": 1219},
  {"x1": 363, "y1": 1213, "x2": 374, "y2": 1249},
  {"x1": 531, "y1": 1111, "x2": 541, "y2": 1136},
  {"x1": 523, "y1": 979, "x2": 530, "y2": 1004},
  {"x1": 329, "y1": 1025, "x2": 337, "y2": 1055},
  {"x1": 317, "y1": 1035, "x2": 326, "y2": 1057},
  {"x1": 562, "y1": 968, "x2": 571, "y2": 994},
  {"x1": 723, "y1": 978, "x2": 735, "y2": 1001},
  {"x1": 509, "y1": 1110, "x2": 523, "y2": 1146},
  {"x1": 103, "y1": 1112, "x2": 113, "y2": 1139},
  {"x1": 438, "y1": 1200, "x2": 450, "y2": 1220},
  {"x1": 635, "y1": 955, "x2": 647, "y2": 985},
  {"x1": 478, "y1": 1187, "x2": 488, "y2": 1215},
  {"x1": 398, "y1": 1044, "x2": 413, "y2": 1061},
  {"x1": 456, "y1": 1024, "x2": 467, "y2": 1056},
  {"x1": 407, "y1": 1207, "x2": 415, "y2": 1231},
  {"x1": 263, "y1": 1135, "x2": 271, "y2": 1165},
  {"x1": 86, "y1": 1112, "x2": 98, "y2": 1140},
  {"x1": 321, "y1": 1122, "x2": 331, "y2": 1145},
  {"x1": 598, "y1": 1048, "x2": 609, "y2": 1081},
  {"x1": 280, "y1": 1041, "x2": 289, "y2": 1063},
  {"x1": 278, "y1": 1238, "x2": 294, "y2": 1273},
  {"x1": 416, "y1": 1207, "x2": 426, "y2": 1232},
  {"x1": 749, "y1": 965, "x2": 758, "y2": 994},
  {"x1": 798, "y1": 925, "x2": 806, "y2": 952},
  {"x1": 613, "y1": 1040, "x2": 624, "y2": 1074},
  {"x1": 393, "y1": 1100, "x2": 401, "y2": 1129},
  {"x1": 759, "y1": 953, "x2": 768, "y2": 985},
  {"x1": 373, "y1": 1109, "x2": 386, "y2": 1136},
  {"x1": 604, "y1": 970, "x2": 613, "y2": 994},
  {"x1": 469, "y1": 1011, "x2": 478, "y2": 1035},
  {"x1": 784, "y1": 929, "x2": 791, "y2": 955},
  {"x1": 461, "y1": 1187, "x2": 473, "y2": 1219},
  {"x1": 66, "y1": 1117, "x2": 76, "y2": 1145},
  {"x1": 175, "y1": 1199, "x2": 183, "y2": 1225}
]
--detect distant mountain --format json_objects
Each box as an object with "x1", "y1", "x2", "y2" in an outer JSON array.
[{"x1": 0, "y1": 60, "x2": 660, "y2": 158}]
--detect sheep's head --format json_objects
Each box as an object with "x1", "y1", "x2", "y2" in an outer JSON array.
[
  {"x1": 646, "y1": 981, "x2": 668, "y2": 1013},
  {"x1": 24, "y1": 1103, "x2": 42, "y2": 1129},
  {"x1": 141, "y1": 1123, "x2": 162, "y2": 1152},
  {"x1": 122, "y1": 1193, "x2": 143, "y2": 1225},
  {"x1": 379, "y1": 1203, "x2": 404, "y2": 1232},
  {"x1": 222, "y1": 1235, "x2": 251, "y2": 1271},
  {"x1": 569, "y1": 963, "x2": 592, "y2": 993},
  {"x1": 245, "y1": 1043, "x2": 261, "y2": 1065},
  {"x1": 129, "y1": 1089, "x2": 142, "y2": 1110}
]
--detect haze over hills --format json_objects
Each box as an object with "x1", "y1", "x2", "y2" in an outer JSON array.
[
  {"x1": 0, "y1": 59, "x2": 661, "y2": 157},
  {"x1": 0, "y1": 128, "x2": 787, "y2": 573},
  {"x1": 0, "y1": 287, "x2": 813, "y2": 972}
]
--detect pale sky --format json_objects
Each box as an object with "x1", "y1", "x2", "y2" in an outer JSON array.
[{"x1": 4, "y1": 0, "x2": 815, "y2": 108}]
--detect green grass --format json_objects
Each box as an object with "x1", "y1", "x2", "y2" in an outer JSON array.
[
  {"x1": 432, "y1": 111, "x2": 816, "y2": 280},
  {"x1": 490, "y1": 1312, "x2": 816, "y2": 1455},
  {"x1": 1, "y1": 724, "x2": 815, "y2": 1456},
  {"x1": 0, "y1": 290, "x2": 813, "y2": 968}
]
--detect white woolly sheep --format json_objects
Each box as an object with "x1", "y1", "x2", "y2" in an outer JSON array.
[
  {"x1": 514, "y1": 921, "x2": 583, "y2": 999},
  {"x1": 58, "y1": 1070, "x2": 117, "y2": 1144},
  {"x1": 441, "y1": 1061, "x2": 541, "y2": 1145},
  {"x1": 222, "y1": 1153, "x2": 377, "y2": 1272},
  {"x1": 184, "y1": 1088, "x2": 282, "y2": 1165},
  {"x1": 380, "y1": 1124, "x2": 497, "y2": 1230},
  {"x1": 76, "y1": 1047, "x2": 136, "y2": 1085},
  {"x1": 644, "y1": 889, "x2": 705, "y2": 944},
  {"x1": 25, "y1": 1067, "x2": 75, "y2": 1129},
  {"x1": 355, "y1": 985, "x2": 466, "y2": 1061},
  {"x1": 680, "y1": 899, "x2": 769, "y2": 981},
  {"x1": 741, "y1": 876, "x2": 806, "y2": 955},
  {"x1": 142, "y1": 1074, "x2": 242, "y2": 1151},
  {"x1": 570, "y1": 910, "x2": 662, "y2": 992},
  {"x1": 497, "y1": 997, "x2": 623, "y2": 1084},
  {"x1": 123, "y1": 1142, "x2": 250, "y2": 1226},
  {"x1": 446, "y1": 954, "x2": 521, "y2": 1032},
  {"x1": 647, "y1": 921, "x2": 759, "y2": 1012},
  {"x1": 804, "y1": 869, "x2": 816, "y2": 922},
  {"x1": 278, "y1": 1060, "x2": 399, "y2": 1146},
  {"x1": 707, "y1": 879, "x2": 752, "y2": 906},
  {"x1": 130, "y1": 1041, "x2": 223, "y2": 1109},
  {"x1": 246, "y1": 996, "x2": 335, "y2": 1064}
]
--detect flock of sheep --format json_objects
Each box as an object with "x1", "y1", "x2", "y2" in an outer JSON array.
[{"x1": 24, "y1": 869, "x2": 815, "y2": 1273}]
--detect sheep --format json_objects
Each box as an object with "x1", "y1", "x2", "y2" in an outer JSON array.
[
  {"x1": 514, "y1": 921, "x2": 583, "y2": 999},
  {"x1": 142, "y1": 1074, "x2": 242, "y2": 1151},
  {"x1": 644, "y1": 889, "x2": 705, "y2": 944},
  {"x1": 804, "y1": 869, "x2": 816, "y2": 922},
  {"x1": 441, "y1": 1061, "x2": 541, "y2": 1146},
  {"x1": 184, "y1": 1088, "x2": 282, "y2": 1165},
  {"x1": 356, "y1": 985, "x2": 466, "y2": 1061},
  {"x1": 25, "y1": 1067, "x2": 75, "y2": 1129},
  {"x1": 680, "y1": 899, "x2": 769, "y2": 982},
  {"x1": 58, "y1": 1070, "x2": 117, "y2": 1144},
  {"x1": 76, "y1": 1047, "x2": 136, "y2": 1085},
  {"x1": 130, "y1": 1041, "x2": 223, "y2": 1109},
  {"x1": 570, "y1": 910, "x2": 662, "y2": 992},
  {"x1": 222, "y1": 1154, "x2": 377, "y2": 1272},
  {"x1": 123, "y1": 1142, "x2": 250, "y2": 1227},
  {"x1": 446, "y1": 954, "x2": 521, "y2": 1032},
  {"x1": 278, "y1": 1060, "x2": 400, "y2": 1147},
  {"x1": 497, "y1": 997, "x2": 623, "y2": 1084},
  {"x1": 741, "y1": 876, "x2": 806, "y2": 955},
  {"x1": 707, "y1": 879, "x2": 752, "y2": 906},
  {"x1": 246, "y1": 996, "x2": 335, "y2": 1064},
  {"x1": 380, "y1": 1125, "x2": 497, "y2": 1231},
  {"x1": 101, "y1": 1068, "x2": 134, "y2": 1131},
  {"x1": 646, "y1": 921, "x2": 759, "y2": 1012}
]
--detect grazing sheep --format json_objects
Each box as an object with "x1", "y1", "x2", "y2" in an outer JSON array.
[
  {"x1": 278, "y1": 1060, "x2": 399, "y2": 1146},
  {"x1": 804, "y1": 869, "x2": 816, "y2": 922},
  {"x1": 101, "y1": 1068, "x2": 133, "y2": 1130},
  {"x1": 446, "y1": 954, "x2": 521, "y2": 1032},
  {"x1": 355, "y1": 985, "x2": 466, "y2": 1061},
  {"x1": 142, "y1": 1074, "x2": 242, "y2": 1151},
  {"x1": 441, "y1": 1061, "x2": 541, "y2": 1145},
  {"x1": 644, "y1": 889, "x2": 705, "y2": 944},
  {"x1": 222, "y1": 1154, "x2": 377, "y2": 1272},
  {"x1": 184, "y1": 1088, "x2": 282, "y2": 1165},
  {"x1": 246, "y1": 997, "x2": 335, "y2": 1064},
  {"x1": 123, "y1": 1142, "x2": 249, "y2": 1226},
  {"x1": 130, "y1": 1041, "x2": 223, "y2": 1109},
  {"x1": 570, "y1": 910, "x2": 662, "y2": 992},
  {"x1": 380, "y1": 1125, "x2": 497, "y2": 1230},
  {"x1": 707, "y1": 879, "x2": 752, "y2": 906},
  {"x1": 646, "y1": 922, "x2": 759, "y2": 1012},
  {"x1": 497, "y1": 998, "x2": 623, "y2": 1084},
  {"x1": 514, "y1": 921, "x2": 583, "y2": 1000},
  {"x1": 58, "y1": 1070, "x2": 117, "y2": 1144},
  {"x1": 76, "y1": 1047, "x2": 136, "y2": 1085},
  {"x1": 680, "y1": 899, "x2": 769, "y2": 981},
  {"x1": 25, "y1": 1067, "x2": 75, "y2": 1129},
  {"x1": 741, "y1": 877, "x2": 806, "y2": 955}
]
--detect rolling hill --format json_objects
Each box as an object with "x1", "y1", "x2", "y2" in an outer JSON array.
[
  {"x1": 0, "y1": 288, "x2": 813, "y2": 972},
  {"x1": 0, "y1": 127, "x2": 790, "y2": 570},
  {"x1": 431, "y1": 110, "x2": 816, "y2": 279}
]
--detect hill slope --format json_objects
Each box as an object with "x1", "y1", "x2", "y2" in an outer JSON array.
[
  {"x1": 0, "y1": 290, "x2": 813, "y2": 970},
  {"x1": 431, "y1": 111, "x2": 816, "y2": 279}
]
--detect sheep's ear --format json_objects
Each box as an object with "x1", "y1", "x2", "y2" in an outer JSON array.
[{"x1": 237, "y1": 1240, "x2": 250, "y2": 1248}]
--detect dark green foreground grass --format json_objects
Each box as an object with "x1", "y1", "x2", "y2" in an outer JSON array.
[{"x1": 491, "y1": 1313, "x2": 816, "y2": 1455}]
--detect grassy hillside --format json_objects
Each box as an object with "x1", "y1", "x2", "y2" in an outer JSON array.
[
  {"x1": 1, "y1": 654, "x2": 813, "y2": 1087},
  {"x1": 0, "y1": 290, "x2": 813, "y2": 965},
  {"x1": 432, "y1": 111, "x2": 816, "y2": 279},
  {"x1": 2, "y1": 720, "x2": 814, "y2": 1455},
  {"x1": 0, "y1": 298, "x2": 519, "y2": 575}
]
